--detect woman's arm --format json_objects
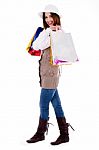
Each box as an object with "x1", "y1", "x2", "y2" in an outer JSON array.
[{"x1": 31, "y1": 28, "x2": 51, "y2": 50}]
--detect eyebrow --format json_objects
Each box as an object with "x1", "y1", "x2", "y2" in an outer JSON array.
[{"x1": 45, "y1": 14, "x2": 52, "y2": 18}]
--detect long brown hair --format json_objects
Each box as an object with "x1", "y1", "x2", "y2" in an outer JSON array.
[{"x1": 43, "y1": 12, "x2": 61, "y2": 29}]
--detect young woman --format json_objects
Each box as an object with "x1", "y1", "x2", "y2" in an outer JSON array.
[{"x1": 26, "y1": 4, "x2": 74, "y2": 145}]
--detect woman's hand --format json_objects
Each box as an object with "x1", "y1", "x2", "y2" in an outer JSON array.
[{"x1": 50, "y1": 25, "x2": 61, "y2": 31}]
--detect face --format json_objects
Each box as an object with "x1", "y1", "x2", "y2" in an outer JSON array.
[{"x1": 45, "y1": 12, "x2": 54, "y2": 27}]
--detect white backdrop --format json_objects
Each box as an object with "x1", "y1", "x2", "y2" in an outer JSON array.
[{"x1": 0, "y1": 0, "x2": 99, "y2": 150}]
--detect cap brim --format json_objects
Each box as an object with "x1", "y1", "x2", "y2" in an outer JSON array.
[{"x1": 38, "y1": 12, "x2": 62, "y2": 19}]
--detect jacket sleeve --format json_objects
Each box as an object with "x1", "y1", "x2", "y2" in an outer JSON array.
[{"x1": 31, "y1": 28, "x2": 51, "y2": 50}]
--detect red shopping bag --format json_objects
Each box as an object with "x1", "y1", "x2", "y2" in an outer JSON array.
[{"x1": 28, "y1": 48, "x2": 41, "y2": 56}]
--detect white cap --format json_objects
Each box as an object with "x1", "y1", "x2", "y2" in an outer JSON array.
[{"x1": 38, "y1": 4, "x2": 61, "y2": 18}]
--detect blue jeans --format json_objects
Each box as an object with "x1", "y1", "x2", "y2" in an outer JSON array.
[{"x1": 39, "y1": 88, "x2": 64, "y2": 120}]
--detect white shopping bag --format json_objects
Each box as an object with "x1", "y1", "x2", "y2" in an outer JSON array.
[{"x1": 50, "y1": 30, "x2": 78, "y2": 65}]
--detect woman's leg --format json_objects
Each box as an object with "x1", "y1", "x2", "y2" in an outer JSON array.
[
  {"x1": 26, "y1": 88, "x2": 56, "y2": 143},
  {"x1": 51, "y1": 89, "x2": 64, "y2": 118},
  {"x1": 50, "y1": 89, "x2": 72, "y2": 145}
]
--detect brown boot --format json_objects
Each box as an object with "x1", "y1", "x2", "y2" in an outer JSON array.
[
  {"x1": 26, "y1": 118, "x2": 48, "y2": 143},
  {"x1": 51, "y1": 117, "x2": 74, "y2": 145}
]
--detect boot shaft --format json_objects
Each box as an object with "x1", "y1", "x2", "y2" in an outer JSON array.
[
  {"x1": 56, "y1": 117, "x2": 69, "y2": 135},
  {"x1": 37, "y1": 118, "x2": 48, "y2": 134}
]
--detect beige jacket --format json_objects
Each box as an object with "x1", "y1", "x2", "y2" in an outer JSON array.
[
  {"x1": 39, "y1": 47, "x2": 60, "y2": 89},
  {"x1": 30, "y1": 28, "x2": 60, "y2": 88}
]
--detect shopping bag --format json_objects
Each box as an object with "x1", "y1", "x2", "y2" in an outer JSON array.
[
  {"x1": 26, "y1": 27, "x2": 43, "y2": 56},
  {"x1": 50, "y1": 30, "x2": 79, "y2": 65}
]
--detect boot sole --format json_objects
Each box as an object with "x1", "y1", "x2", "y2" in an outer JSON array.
[
  {"x1": 26, "y1": 138, "x2": 45, "y2": 143},
  {"x1": 50, "y1": 140, "x2": 69, "y2": 145}
]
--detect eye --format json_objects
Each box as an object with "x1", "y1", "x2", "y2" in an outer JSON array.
[{"x1": 49, "y1": 14, "x2": 52, "y2": 17}]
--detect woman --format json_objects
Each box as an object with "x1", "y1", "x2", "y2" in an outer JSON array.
[{"x1": 26, "y1": 4, "x2": 74, "y2": 145}]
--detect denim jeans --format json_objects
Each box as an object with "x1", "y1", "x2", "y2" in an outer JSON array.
[{"x1": 39, "y1": 88, "x2": 64, "y2": 120}]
